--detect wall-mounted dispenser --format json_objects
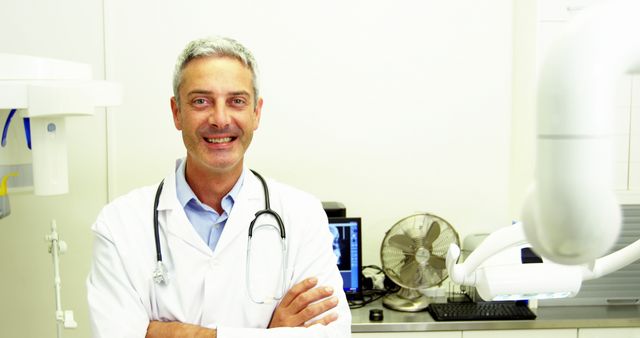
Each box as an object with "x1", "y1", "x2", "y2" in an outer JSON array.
[
  {"x1": 0, "y1": 53, "x2": 122, "y2": 195},
  {"x1": 0, "y1": 172, "x2": 17, "y2": 219}
]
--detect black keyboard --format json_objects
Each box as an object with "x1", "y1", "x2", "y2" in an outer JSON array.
[{"x1": 427, "y1": 301, "x2": 537, "y2": 321}]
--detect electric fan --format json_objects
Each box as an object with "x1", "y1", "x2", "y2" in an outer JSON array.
[{"x1": 381, "y1": 213, "x2": 460, "y2": 311}]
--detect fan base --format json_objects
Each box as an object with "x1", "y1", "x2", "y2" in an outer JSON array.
[{"x1": 382, "y1": 288, "x2": 432, "y2": 312}]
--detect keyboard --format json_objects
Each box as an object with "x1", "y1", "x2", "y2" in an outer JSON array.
[{"x1": 427, "y1": 301, "x2": 537, "y2": 321}]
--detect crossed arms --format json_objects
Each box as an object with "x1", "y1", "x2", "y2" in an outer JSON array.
[{"x1": 145, "y1": 277, "x2": 339, "y2": 337}]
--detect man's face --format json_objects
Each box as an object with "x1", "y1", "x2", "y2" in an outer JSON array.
[{"x1": 171, "y1": 56, "x2": 262, "y2": 177}]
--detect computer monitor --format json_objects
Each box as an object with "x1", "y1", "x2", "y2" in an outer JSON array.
[{"x1": 328, "y1": 217, "x2": 362, "y2": 300}]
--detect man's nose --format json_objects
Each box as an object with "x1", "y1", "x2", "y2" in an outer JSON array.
[{"x1": 208, "y1": 103, "x2": 230, "y2": 128}]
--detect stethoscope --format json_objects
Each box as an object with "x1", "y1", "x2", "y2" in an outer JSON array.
[{"x1": 152, "y1": 169, "x2": 288, "y2": 304}]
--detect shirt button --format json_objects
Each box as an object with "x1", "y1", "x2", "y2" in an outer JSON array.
[{"x1": 210, "y1": 259, "x2": 219, "y2": 267}]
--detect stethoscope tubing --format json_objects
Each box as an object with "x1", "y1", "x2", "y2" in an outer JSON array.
[
  {"x1": 153, "y1": 180, "x2": 164, "y2": 263},
  {"x1": 152, "y1": 169, "x2": 287, "y2": 302}
]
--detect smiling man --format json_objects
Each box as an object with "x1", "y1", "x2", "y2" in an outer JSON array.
[{"x1": 87, "y1": 37, "x2": 351, "y2": 338}]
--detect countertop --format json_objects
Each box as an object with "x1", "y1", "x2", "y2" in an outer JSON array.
[{"x1": 351, "y1": 299, "x2": 640, "y2": 332}]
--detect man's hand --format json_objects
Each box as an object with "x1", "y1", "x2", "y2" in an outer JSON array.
[
  {"x1": 268, "y1": 277, "x2": 339, "y2": 328},
  {"x1": 146, "y1": 321, "x2": 216, "y2": 338}
]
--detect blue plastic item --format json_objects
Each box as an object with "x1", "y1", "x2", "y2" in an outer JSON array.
[
  {"x1": 1, "y1": 109, "x2": 17, "y2": 147},
  {"x1": 23, "y1": 117, "x2": 31, "y2": 149}
]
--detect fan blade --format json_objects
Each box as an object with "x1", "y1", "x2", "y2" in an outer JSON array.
[
  {"x1": 425, "y1": 265, "x2": 444, "y2": 286},
  {"x1": 388, "y1": 234, "x2": 415, "y2": 252},
  {"x1": 399, "y1": 259, "x2": 419, "y2": 286},
  {"x1": 424, "y1": 221, "x2": 441, "y2": 248},
  {"x1": 428, "y1": 255, "x2": 446, "y2": 270},
  {"x1": 414, "y1": 269, "x2": 424, "y2": 286}
]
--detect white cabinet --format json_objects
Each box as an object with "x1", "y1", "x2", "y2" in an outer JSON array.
[
  {"x1": 353, "y1": 328, "x2": 640, "y2": 338},
  {"x1": 578, "y1": 328, "x2": 640, "y2": 338},
  {"x1": 353, "y1": 332, "x2": 461, "y2": 338},
  {"x1": 462, "y1": 329, "x2": 577, "y2": 338},
  {"x1": 353, "y1": 329, "x2": 576, "y2": 338}
]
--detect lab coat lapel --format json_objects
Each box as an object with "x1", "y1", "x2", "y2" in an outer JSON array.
[
  {"x1": 213, "y1": 168, "x2": 262, "y2": 255},
  {"x1": 157, "y1": 171, "x2": 213, "y2": 256}
]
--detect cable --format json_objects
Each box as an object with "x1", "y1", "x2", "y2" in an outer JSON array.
[
  {"x1": 349, "y1": 265, "x2": 400, "y2": 309},
  {"x1": 348, "y1": 289, "x2": 388, "y2": 309}
]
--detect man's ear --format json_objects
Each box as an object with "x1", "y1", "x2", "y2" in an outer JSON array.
[
  {"x1": 253, "y1": 97, "x2": 264, "y2": 131},
  {"x1": 171, "y1": 97, "x2": 182, "y2": 130}
]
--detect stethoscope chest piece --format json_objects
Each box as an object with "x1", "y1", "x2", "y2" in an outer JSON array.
[{"x1": 153, "y1": 261, "x2": 169, "y2": 285}]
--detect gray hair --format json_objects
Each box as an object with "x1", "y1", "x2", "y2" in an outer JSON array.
[{"x1": 172, "y1": 36, "x2": 260, "y2": 106}]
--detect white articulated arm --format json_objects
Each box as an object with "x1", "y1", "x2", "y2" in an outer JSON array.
[
  {"x1": 446, "y1": 223, "x2": 528, "y2": 287},
  {"x1": 582, "y1": 238, "x2": 640, "y2": 281},
  {"x1": 446, "y1": 223, "x2": 585, "y2": 301},
  {"x1": 522, "y1": 0, "x2": 640, "y2": 265},
  {"x1": 444, "y1": 1, "x2": 640, "y2": 301}
]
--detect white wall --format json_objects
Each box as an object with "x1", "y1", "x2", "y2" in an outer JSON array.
[
  {"x1": 510, "y1": 0, "x2": 538, "y2": 218},
  {"x1": 0, "y1": 0, "x2": 515, "y2": 337},
  {"x1": 107, "y1": 0, "x2": 514, "y2": 266}
]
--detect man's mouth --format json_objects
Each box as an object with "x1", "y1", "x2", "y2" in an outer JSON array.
[{"x1": 204, "y1": 137, "x2": 234, "y2": 144}]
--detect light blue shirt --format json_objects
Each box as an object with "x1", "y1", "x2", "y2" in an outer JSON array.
[{"x1": 175, "y1": 160, "x2": 244, "y2": 252}]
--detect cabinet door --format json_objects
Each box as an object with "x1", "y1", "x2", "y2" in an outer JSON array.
[
  {"x1": 462, "y1": 329, "x2": 577, "y2": 338},
  {"x1": 579, "y1": 328, "x2": 640, "y2": 338},
  {"x1": 352, "y1": 332, "x2": 461, "y2": 338}
]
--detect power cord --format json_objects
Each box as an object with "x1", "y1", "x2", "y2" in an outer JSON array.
[{"x1": 348, "y1": 265, "x2": 400, "y2": 309}]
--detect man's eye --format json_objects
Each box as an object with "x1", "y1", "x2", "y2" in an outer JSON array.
[
  {"x1": 231, "y1": 98, "x2": 246, "y2": 105},
  {"x1": 193, "y1": 98, "x2": 207, "y2": 105}
]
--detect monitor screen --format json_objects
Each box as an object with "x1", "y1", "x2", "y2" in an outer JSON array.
[{"x1": 328, "y1": 217, "x2": 362, "y2": 299}]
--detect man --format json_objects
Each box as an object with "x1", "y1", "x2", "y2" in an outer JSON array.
[{"x1": 87, "y1": 36, "x2": 351, "y2": 338}]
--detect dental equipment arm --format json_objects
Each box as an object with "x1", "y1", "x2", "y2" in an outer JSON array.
[
  {"x1": 446, "y1": 222, "x2": 640, "y2": 301},
  {"x1": 446, "y1": 0, "x2": 640, "y2": 301},
  {"x1": 446, "y1": 224, "x2": 581, "y2": 301},
  {"x1": 522, "y1": 0, "x2": 640, "y2": 265}
]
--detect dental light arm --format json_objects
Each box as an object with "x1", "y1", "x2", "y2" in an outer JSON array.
[
  {"x1": 446, "y1": 0, "x2": 640, "y2": 301},
  {"x1": 446, "y1": 223, "x2": 578, "y2": 301},
  {"x1": 581, "y1": 238, "x2": 640, "y2": 281},
  {"x1": 447, "y1": 224, "x2": 528, "y2": 287},
  {"x1": 522, "y1": 0, "x2": 640, "y2": 265},
  {"x1": 446, "y1": 222, "x2": 640, "y2": 301}
]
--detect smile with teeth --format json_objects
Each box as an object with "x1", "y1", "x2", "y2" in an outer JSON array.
[{"x1": 205, "y1": 137, "x2": 234, "y2": 144}]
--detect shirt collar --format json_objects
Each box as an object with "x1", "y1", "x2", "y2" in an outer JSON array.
[{"x1": 175, "y1": 158, "x2": 245, "y2": 211}]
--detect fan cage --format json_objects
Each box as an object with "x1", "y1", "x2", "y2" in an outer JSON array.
[{"x1": 380, "y1": 213, "x2": 460, "y2": 289}]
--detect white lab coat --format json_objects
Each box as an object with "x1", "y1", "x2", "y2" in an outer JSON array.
[{"x1": 87, "y1": 167, "x2": 352, "y2": 338}]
